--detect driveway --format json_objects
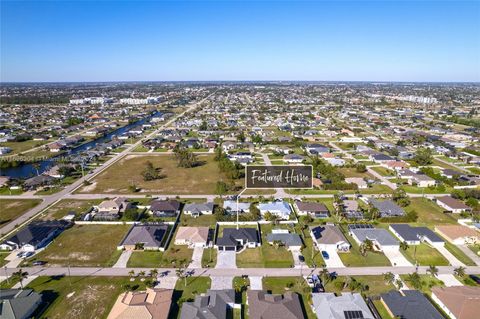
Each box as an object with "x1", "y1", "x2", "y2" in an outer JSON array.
[
  {"x1": 458, "y1": 245, "x2": 480, "y2": 266},
  {"x1": 189, "y1": 246, "x2": 204, "y2": 269},
  {"x1": 323, "y1": 247, "x2": 345, "y2": 268},
  {"x1": 156, "y1": 276, "x2": 178, "y2": 289},
  {"x1": 383, "y1": 250, "x2": 412, "y2": 267},
  {"x1": 436, "y1": 274, "x2": 463, "y2": 287},
  {"x1": 250, "y1": 276, "x2": 263, "y2": 290},
  {"x1": 216, "y1": 250, "x2": 237, "y2": 269},
  {"x1": 113, "y1": 250, "x2": 132, "y2": 268},
  {"x1": 291, "y1": 249, "x2": 307, "y2": 269},
  {"x1": 436, "y1": 245, "x2": 465, "y2": 267},
  {"x1": 211, "y1": 276, "x2": 233, "y2": 289}
]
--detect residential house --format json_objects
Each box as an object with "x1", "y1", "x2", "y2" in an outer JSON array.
[
  {"x1": 0, "y1": 289, "x2": 42, "y2": 319},
  {"x1": 283, "y1": 154, "x2": 305, "y2": 164},
  {"x1": 294, "y1": 201, "x2": 330, "y2": 218},
  {"x1": 305, "y1": 143, "x2": 329, "y2": 155},
  {"x1": 345, "y1": 177, "x2": 368, "y2": 189},
  {"x1": 431, "y1": 286, "x2": 480, "y2": 319},
  {"x1": 94, "y1": 197, "x2": 131, "y2": 220},
  {"x1": 434, "y1": 225, "x2": 479, "y2": 245},
  {"x1": 266, "y1": 230, "x2": 302, "y2": 250},
  {"x1": 389, "y1": 224, "x2": 444, "y2": 247},
  {"x1": 379, "y1": 290, "x2": 444, "y2": 319},
  {"x1": 223, "y1": 201, "x2": 250, "y2": 215},
  {"x1": 174, "y1": 226, "x2": 209, "y2": 247},
  {"x1": 348, "y1": 224, "x2": 399, "y2": 251},
  {"x1": 180, "y1": 289, "x2": 236, "y2": 319},
  {"x1": 23, "y1": 175, "x2": 56, "y2": 190},
  {"x1": 311, "y1": 292, "x2": 374, "y2": 319},
  {"x1": 436, "y1": 196, "x2": 472, "y2": 214},
  {"x1": 341, "y1": 200, "x2": 363, "y2": 219},
  {"x1": 107, "y1": 288, "x2": 173, "y2": 319},
  {"x1": 183, "y1": 202, "x2": 214, "y2": 218},
  {"x1": 369, "y1": 199, "x2": 405, "y2": 217},
  {"x1": 118, "y1": 224, "x2": 169, "y2": 250},
  {"x1": 215, "y1": 228, "x2": 260, "y2": 251},
  {"x1": 258, "y1": 202, "x2": 292, "y2": 220},
  {"x1": 408, "y1": 174, "x2": 436, "y2": 188},
  {"x1": 247, "y1": 291, "x2": 304, "y2": 319},
  {"x1": 310, "y1": 225, "x2": 350, "y2": 252},
  {"x1": 149, "y1": 199, "x2": 181, "y2": 217},
  {"x1": 0, "y1": 220, "x2": 71, "y2": 251},
  {"x1": 441, "y1": 169, "x2": 462, "y2": 179},
  {"x1": 370, "y1": 153, "x2": 395, "y2": 163}
]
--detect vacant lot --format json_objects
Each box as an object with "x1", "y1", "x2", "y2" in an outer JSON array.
[
  {"x1": 79, "y1": 154, "x2": 227, "y2": 194},
  {"x1": 27, "y1": 276, "x2": 146, "y2": 319},
  {"x1": 405, "y1": 198, "x2": 457, "y2": 225},
  {"x1": 39, "y1": 199, "x2": 101, "y2": 220},
  {"x1": 323, "y1": 275, "x2": 394, "y2": 297},
  {"x1": 400, "y1": 244, "x2": 449, "y2": 266},
  {"x1": 0, "y1": 199, "x2": 41, "y2": 225},
  {"x1": 127, "y1": 245, "x2": 193, "y2": 268},
  {"x1": 338, "y1": 167, "x2": 373, "y2": 179},
  {"x1": 32, "y1": 225, "x2": 130, "y2": 267}
]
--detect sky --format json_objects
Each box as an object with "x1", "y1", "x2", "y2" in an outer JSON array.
[{"x1": 1, "y1": 0, "x2": 479, "y2": 82}]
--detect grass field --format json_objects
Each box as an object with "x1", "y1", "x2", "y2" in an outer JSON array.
[
  {"x1": 262, "y1": 277, "x2": 316, "y2": 319},
  {"x1": 400, "y1": 244, "x2": 449, "y2": 266},
  {"x1": 370, "y1": 166, "x2": 395, "y2": 177},
  {"x1": 179, "y1": 214, "x2": 216, "y2": 227},
  {"x1": 31, "y1": 225, "x2": 130, "y2": 267},
  {"x1": 127, "y1": 245, "x2": 193, "y2": 268},
  {"x1": 26, "y1": 276, "x2": 147, "y2": 319},
  {"x1": 80, "y1": 154, "x2": 229, "y2": 194},
  {"x1": 0, "y1": 199, "x2": 42, "y2": 226},
  {"x1": 0, "y1": 140, "x2": 50, "y2": 154},
  {"x1": 338, "y1": 167, "x2": 373, "y2": 179},
  {"x1": 39, "y1": 199, "x2": 101, "y2": 220},
  {"x1": 400, "y1": 274, "x2": 445, "y2": 295},
  {"x1": 405, "y1": 198, "x2": 457, "y2": 225},
  {"x1": 323, "y1": 275, "x2": 395, "y2": 297},
  {"x1": 201, "y1": 247, "x2": 217, "y2": 267}
]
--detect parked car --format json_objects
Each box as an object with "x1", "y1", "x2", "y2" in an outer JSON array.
[
  {"x1": 22, "y1": 251, "x2": 34, "y2": 258},
  {"x1": 32, "y1": 261, "x2": 46, "y2": 266},
  {"x1": 469, "y1": 275, "x2": 480, "y2": 285},
  {"x1": 298, "y1": 255, "x2": 305, "y2": 262},
  {"x1": 321, "y1": 251, "x2": 330, "y2": 260}
]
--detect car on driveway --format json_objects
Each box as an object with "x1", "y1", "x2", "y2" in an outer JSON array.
[
  {"x1": 32, "y1": 261, "x2": 46, "y2": 266},
  {"x1": 321, "y1": 251, "x2": 329, "y2": 260},
  {"x1": 298, "y1": 255, "x2": 305, "y2": 262},
  {"x1": 22, "y1": 252, "x2": 34, "y2": 258}
]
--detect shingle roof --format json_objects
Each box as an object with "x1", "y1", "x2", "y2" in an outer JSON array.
[
  {"x1": 380, "y1": 290, "x2": 444, "y2": 319},
  {"x1": 247, "y1": 291, "x2": 304, "y2": 319},
  {"x1": 216, "y1": 228, "x2": 259, "y2": 247},
  {"x1": 120, "y1": 224, "x2": 168, "y2": 248},
  {"x1": 431, "y1": 286, "x2": 480, "y2": 319},
  {"x1": 311, "y1": 225, "x2": 348, "y2": 245},
  {"x1": 180, "y1": 289, "x2": 235, "y2": 319},
  {"x1": 390, "y1": 224, "x2": 443, "y2": 243},
  {"x1": 350, "y1": 228, "x2": 399, "y2": 246},
  {"x1": 370, "y1": 199, "x2": 405, "y2": 216},
  {"x1": 295, "y1": 202, "x2": 329, "y2": 213},
  {"x1": 0, "y1": 289, "x2": 42, "y2": 319},
  {"x1": 266, "y1": 233, "x2": 302, "y2": 248},
  {"x1": 4, "y1": 220, "x2": 70, "y2": 248},
  {"x1": 150, "y1": 200, "x2": 180, "y2": 212}
]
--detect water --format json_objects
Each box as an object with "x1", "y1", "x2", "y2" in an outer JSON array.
[{"x1": 0, "y1": 111, "x2": 161, "y2": 179}]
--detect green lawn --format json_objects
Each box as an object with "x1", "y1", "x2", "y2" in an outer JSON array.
[
  {"x1": 81, "y1": 154, "x2": 230, "y2": 194},
  {"x1": 294, "y1": 224, "x2": 325, "y2": 268},
  {"x1": 401, "y1": 274, "x2": 445, "y2": 295},
  {"x1": 443, "y1": 240, "x2": 476, "y2": 266},
  {"x1": 405, "y1": 198, "x2": 457, "y2": 225},
  {"x1": 179, "y1": 214, "x2": 216, "y2": 227},
  {"x1": 373, "y1": 299, "x2": 394, "y2": 319},
  {"x1": 262, "y1": 277, "x2": 316, "y2": 319},
  {"x1": 371, "y1": 166, "x2": 395, "y2": 177},
  {"x1": 400, "y1": 244, "x2": 449, "y2": 266},
  {"x1": 0, "y1": 139, "x2": 50, "y2": 154},
  {"x1": 338, "y1": 225, "x2": 391, "y2": 267},
  {"x1": 323, "y1": 275, "x2": 395, "y2": 297},
  {"x1": 26, "y1": 276, "x2": 148, "y2": 319},
  {"x1": 201, "y1": 247, "x2": 217, "y2": 268},
  {"x1": 233, "y1": 277, "x2": 249, "y2": 319},
  {"x1": 127, "y1": 245, "x2": 193, "y2": 268},
  {"x1": 31, "y1": 225, "x2": 130, "y2": 267},
  {"x1": 0, "y1": 252, "x2": 9, "y2": 267},
  {"x1": 338, "y1": 167, "x2": 373, "y2": 179},
  {"x1": 0, "y1": 199, "x2": 42, "y2": 226}
]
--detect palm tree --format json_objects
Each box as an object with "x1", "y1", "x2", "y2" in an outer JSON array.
[
  {"x1": 13, "y1": 269, "x2": 28, "y2": 289},
  {"x1": 149, "y1": 269, "x2": 158, "y2": 278},
  {"x1": 400, "y1": 241, "x2": 409, "y2": 251},
  {"x1": 454, "y1": 266, "x2": 466, "y2": 278},
  {"x1": 138, "y1": 270, "x2": 146, "y2": 277},
  {"x1": 319, "y1": 268, "x2": 330, "y2": 284},
  {"x1": 383, "y1": 272, "x2": 395, "y2": 285},
  {"x1": 32, "y1": 163, "x2": 41, "y2": 176},
  {"x1": 128, "y1": 270, "x2": 135, "y2": 278},
  {"x1": 395, "y1": 279, "x2": 404, "y2": 290},
  {"x1": 407, "y1": 272, "x2": 422, "y2": 290},
  {"x1": 427, "y1": 265, "x2": 438, "y2": 278},
  {"x1": 176, "y1": 267, "x2": 186, "y2": 286}
]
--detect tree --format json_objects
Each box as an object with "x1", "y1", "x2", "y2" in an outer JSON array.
[
  {"x1": 263, "y1": 212, "x2": 277, "y2": 222},
  {"x1": 149, "y1": 269, "x2": 158, "y2": 278},
  {"x1": 414, "y1": 147, "x2": 433, "y2": 166},
  {"x1": 173, "y1": 147, "x2": 199, "y2": 168},
  {"x1": 406, "y1": 272, "x2": 422, "y2": 290},
  {"x1": 176, "y1": 267, "x2": 186, "y2": 286},
  {"x1": 215, "y1": 181, "x2": 228, "y2": 197},
  {"x1": 454, "y1": 266, "x2": 466, "y2": 278},
  {"x1": 395, "y1": 279, "x2": 404, "y2": 290},
  {"x1": 427, "y1": 265, "x2": 438, "y2": 277},
  {"x1": 12, "y1": 269, "x2": 29, "y2": 289},
  {"x1": 383, "y1": 272, "x2": 395, "y2": 285},
  {"x1": 400, "y1": 241, "x2": 409, "y2": 251},
  {"x1": 392, "y1": 189, "x2": 411, "y2": 207},
  {"x1": 356, "y1": 163, "x2": 367, "y2": 173},
  {"x1": 141, "y1": 161, "x2": 162, "y2": 181},
  {"x1": 199, "y1": 120, "x2": 208, "y2": 131},
  {"x1": 359, "y1": 239, "x2": 374, "y2": 256},
  {"x1": 319, "y1": 268, "x2": 331, "y2": 284}
]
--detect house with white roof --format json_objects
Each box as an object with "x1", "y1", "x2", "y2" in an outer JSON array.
[{"x1": 258, "y1": 201, "x2": 292, "y2": 220}]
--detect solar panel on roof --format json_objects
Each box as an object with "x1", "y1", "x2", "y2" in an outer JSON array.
[
  {"x1": 348, "y1": 224, "x2": 373, "y2": 230},
  {"x1": 344, "y1": 310, "x2": 364, "y2": 319}
]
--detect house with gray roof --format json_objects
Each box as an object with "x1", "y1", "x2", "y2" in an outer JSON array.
[
  {"x1": 180, "y1": 289, "x2": 235, "y2": 319},
  {"x1": 294, "y1": 201, "x2": 330, "y2": 218},
  {"x1": 369, "y1": 199, "x2": 405, "y2": 217},
  {"x1": 349, "y1": 226, "x2": 399, "y2": 251},
  {"x1": 0, "y1": 289, "x2": 42, "y2": 319},
  {"x1": 118, "y1": 224, "x2": 169, "y2": 251},
  {"x1": 183, "y1": 202, "x2": 214, "y2": 218},
  {"x1": 310, "y1": 225, "x2": 350, "y2": 252},
  {"x1": 223, "y1": 200, "x2": 250, "y2": 215},
  {"x1": 266, "y1": 231, "x2": 302, "y2": 250},
  {"x1": 379, "y1": 290, "x2": 444, "y2": 319},
  {"x1": 149, "y1": 199, "x2": 181, "y2": 217},
  {"x1": 311, "y1": 292, "x2": 374, "y2": 319},
  {"x1": 215, "y1": 227, "x2": 260, "y2": 251},
  {"x1": 247, "y1": 291, "x2": 305, "y2": 319},
  {"x1": 389, "y1": 224, "x2": 444, "y2": 247}
]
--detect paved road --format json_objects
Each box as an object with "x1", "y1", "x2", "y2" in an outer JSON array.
[
  {"x1": 4, "y1": 265, "x2": 480, "y2": 278},
  {"x1": 0, "y1": 94, "x2": 213, "y2": 239},
  {"x1": 260, "y1": 152, "x2": 287, "y2": 198}
]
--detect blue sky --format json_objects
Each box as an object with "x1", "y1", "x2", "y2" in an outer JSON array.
[{"x1": 1, "y1": 1, "x2": 479, "y2": 82}]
